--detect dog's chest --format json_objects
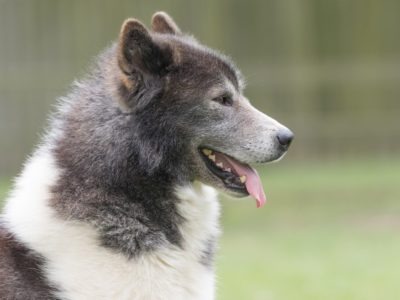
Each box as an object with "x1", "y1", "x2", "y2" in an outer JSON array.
[
  {"x1": 5, "y1": 151, "x2": 220, "y2": 299},
  {"x1": 5, "y1": 151, "x2": 220, "y2": 300},
  {"x1": 52, "y1": 186, "x2": 218, "y2": 300},
  {"x1": 48, "y1": 184, "x2": 219, "y2": 300}
]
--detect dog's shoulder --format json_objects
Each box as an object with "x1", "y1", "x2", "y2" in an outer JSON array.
[{"x1": 0, "y1": 224, "x2": 58, "y2": 300}]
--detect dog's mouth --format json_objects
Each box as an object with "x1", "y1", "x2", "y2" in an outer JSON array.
[{"x1": 199, "y1": 148, "x2": 266, "y2": 208}]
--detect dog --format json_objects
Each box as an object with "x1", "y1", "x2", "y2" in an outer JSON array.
[{"x1": 0, "y1": 12, "x2": 293, "y2": 300}]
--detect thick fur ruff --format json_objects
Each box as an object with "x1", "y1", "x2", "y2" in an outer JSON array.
[
  {"x1": 2, "y1": 149, "x2": 219, "y2": 299},
  {"x1": 0, "y1": 11, "x2": 291, "y2": 300}
]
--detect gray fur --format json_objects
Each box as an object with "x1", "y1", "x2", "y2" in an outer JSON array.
[
  {"x1": 200, "y1": 237, "x2": 217, "y2": 268},
  {"x1": 0, "y1": 12, "x2": 292, "y2": 298}
]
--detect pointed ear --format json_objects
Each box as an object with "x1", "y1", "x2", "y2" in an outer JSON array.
[
  {"x1": 117, "y1": 18, "x2": 172, "y2": 75},
  {"x1": 151, "y1": 12, "x2": 181, "y2": 35}
]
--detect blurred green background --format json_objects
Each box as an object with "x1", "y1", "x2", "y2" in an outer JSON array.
[{"x1": 0, "y1": 1, "x2": 399, "y2": 299}]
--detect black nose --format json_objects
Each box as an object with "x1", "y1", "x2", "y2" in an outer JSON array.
[{"x1": 276, "y1": 129, "x2": 294, "y2": 148}]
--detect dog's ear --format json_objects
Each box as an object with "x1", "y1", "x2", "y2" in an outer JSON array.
[
  {"x1": 117, "y1": 18, "x2": 172, "y2": 76},
  {"x1": 151, "y1": 12, "x2": 181, "y2": 35}
]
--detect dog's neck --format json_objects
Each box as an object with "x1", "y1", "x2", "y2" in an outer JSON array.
[
  {"x1": 45, "y1": 86, "x2": 196, "y2": 257},
  {"x1": 6, "y1": 146, "x2": 220, "y2": 261},
  {"x1": 50, "y1": 147, "x2": 186, "y2": 258}
]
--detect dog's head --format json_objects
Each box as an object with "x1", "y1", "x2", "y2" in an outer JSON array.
[{"x1": 113, "y1": 12, "x2": 293, "y2": 207}]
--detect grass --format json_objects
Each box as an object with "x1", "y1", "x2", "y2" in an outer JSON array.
[
  {"x1": 218, "y1": 158, "x2": 400, "y2": 300},
  {"x1": 1, "y1": 158, "x2": 399, "y2": 299}
]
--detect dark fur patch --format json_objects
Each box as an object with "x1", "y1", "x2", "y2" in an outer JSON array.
[
  {"x1": 199, "y1": 237, "x2": 217, "y2": 268},
  {"x1": 48, "y1": 19, "x2": 241, "y2": 260},
  {"x1": 118, "y1": 19, "x2": 173, "y2": 77},
  {"x1": 51, "y1": 54, "x2": 187, "y2": 257},
  {"x1": 0, "y1": 224, "x2": 59, "y2": 300}
]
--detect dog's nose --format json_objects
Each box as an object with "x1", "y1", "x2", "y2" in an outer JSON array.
[{"x1": 276, "y1": 129, "x2": 294, "y2": 148}]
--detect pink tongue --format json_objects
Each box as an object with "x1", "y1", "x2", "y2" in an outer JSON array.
[{"x1": 219, "y1": 154, "x2": 267, "y2": 208}]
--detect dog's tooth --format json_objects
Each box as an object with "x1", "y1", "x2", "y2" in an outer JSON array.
[
  {"x1": 202, "y1": 149, "x2": 212, "y2": 156},
  {"x1": 208, "y1": 154, "x2": 216, "y2": 162},
  {"x1": 216, "y1": 162, "x2": 223, "y2": 169},
  {"x1": 239, "y1": 175, "x2": 247, "y2": 183},
  {"x1": 225, "y1": 167, "x2": 232, "y2": 173}
]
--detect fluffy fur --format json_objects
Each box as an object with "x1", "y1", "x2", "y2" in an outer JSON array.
[
  {"x1": 3, "y1": 149, "x2": 219, "y2": 300},
  {"x1": 0, "y1": 12, "x2": 292, "y2": 299}
]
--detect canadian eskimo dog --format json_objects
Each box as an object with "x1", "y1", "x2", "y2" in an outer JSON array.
[{"x1": 0, "y1": 12, "x2": 293, "y2": 300}]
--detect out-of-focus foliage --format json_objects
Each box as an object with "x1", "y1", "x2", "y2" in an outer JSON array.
[{"x1": 0, "y1": 0, "x2": 399, "y2": 176}]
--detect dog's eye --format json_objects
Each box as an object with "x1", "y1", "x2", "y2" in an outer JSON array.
[{"x1": 212, "y1": 95, "x2": 233, "y2": 106}]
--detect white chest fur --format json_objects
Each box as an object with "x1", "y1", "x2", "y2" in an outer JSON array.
[{"x1": 4, "y1": 150, "x2": 220, "y2": 300}]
